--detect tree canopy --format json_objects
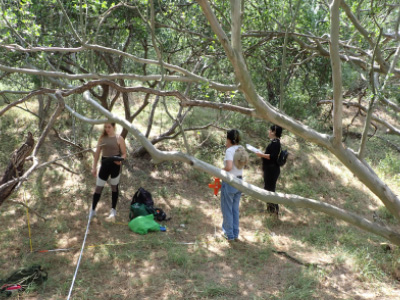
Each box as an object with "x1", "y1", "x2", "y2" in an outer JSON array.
[{"x1": 0, "y1": 0, "x2": 400, "y2": 244}]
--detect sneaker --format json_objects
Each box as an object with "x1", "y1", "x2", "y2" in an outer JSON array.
[
  {"x1": 106, "y1": 208, "x2": 116, "y2": 222},
  {"x1": 220, "y1": 232, "x2": 234, "y2": 241}
]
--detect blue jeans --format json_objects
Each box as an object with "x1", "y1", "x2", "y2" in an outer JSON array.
[{"x1": 221, "y1": 181, "x2": 242, "y2": 240}]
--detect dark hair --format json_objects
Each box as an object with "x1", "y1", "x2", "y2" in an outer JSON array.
[
  {"x1": 270, "y1": 124, "x2": 282, "y2": 138},
  {"x1": 100, "y1": 123, "x2": 116, "y2": 139},
  {"x1": 227, "y1": 129, "x2": 240, "y2": 145}
]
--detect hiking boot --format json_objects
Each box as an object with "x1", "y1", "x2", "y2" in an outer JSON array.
[{"x1": 106, "y1": 208, "x2": 116, "y2": 222}]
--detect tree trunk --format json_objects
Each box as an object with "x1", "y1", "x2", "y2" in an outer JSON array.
[{"x1": 0, "y1": 132, "x2": 35, "y2": 205}]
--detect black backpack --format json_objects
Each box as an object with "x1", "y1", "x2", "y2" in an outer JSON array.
[
  {"x1": 277, "y1": 147, "x2": 289, "y2": 166},
  {"x1": 154, "y1": 208, "x2": 168, "y2": 221},
  {"x1": 130, "y1": 188, "x2": 170, "y2": 221},
  {"x1": 131, "y1": 187, "x2": 154, "y2": 207}
]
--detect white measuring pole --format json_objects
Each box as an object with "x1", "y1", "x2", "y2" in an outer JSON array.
[{"x1": 67, "y1": 213, "x2": 91, "y2": 300}]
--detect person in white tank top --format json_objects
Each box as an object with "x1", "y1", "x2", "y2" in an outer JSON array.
[{"x1": 220, "y1": 129, "x2": 244, "y2": 241}]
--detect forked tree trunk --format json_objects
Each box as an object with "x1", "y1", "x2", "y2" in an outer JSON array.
[
  {"x1": 0, "y1": 132, "x2": 35, "y2": 205},
  {"x1": 197, "y1": 0, "x2": 400, "y2": 221}
]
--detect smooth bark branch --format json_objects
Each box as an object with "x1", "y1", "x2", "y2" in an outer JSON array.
[
  {"x1": 0, "y1": 44, "x2": 237, "y2": 91},
  {"x1": 380, "y1": 97, "x2": 400, "y2": 113},
  {"x1": 243, "y1": 31, "x2": 400, "y2": 77},
  {"x1": 8, "y1": 200, "x2": 47, "y2": 222},
  {"x1": 359, "y1": 76, "x2": 378, "y2": 159},
  {"x1": 340, "y1": 0, "x2": 388, "y2": 73},
  {"x1": 0, "y1": 63, "x2": 236, "y2": 92},
  {"x1": 330, "y1": 0, "x2": 343, "y2": 145},
  {"x1": 279, "y1": 0, "x2": 302, "y2": 111},
  {"x1": 0, "y1": 90, "x2": 31, "y2": 95},
  {"x1": 382, "y1": 40, "x2": 400, "y2": 91},
  {"x1": 0, "y1": 2, "x2": 29, "y2": 46},
  {"x1": 318, "y1": 100, "x2": 400, "y2": 135},
  {"x1": 230, "y1": 0, "x2": 242, "y2": 52},
  {"x1": 56, "y1": 0, "x2": 83, "y2": 44},
  {"x1": 0, "y1": 89, "x2": 56, "y2": 117},
  {"x1": 1, "y1": 80, "x2": 253, "y2": 120},
  {"x1": 64, "y1": 103, "x2": 108, "y2": 124},
  {"x1": 196, "y1": 0, "x2": 235, "y2": 61},
  {"x1": 197, "y1": 0, "x2": 332, "y2": 148},
  {"x1": 82, "y1": 91, "x2": 400, "y2": 246},
  {"x1": 180, "y1": 99, "x2": 255, "y2": 116},
  {"x1": 32, "y1": 92, "x2": 65, "y2": 157},
  {"x1": 197, "y1": 0, "x2": 400, "y2": 221}
]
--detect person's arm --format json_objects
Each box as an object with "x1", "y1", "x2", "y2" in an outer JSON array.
[
  {"x1": 114, "y1": 136, "x2": 127, "y2": 165},
  {"x1": 222, "y1": 148, "x2": 234, "y2": 171},
  {"x1": 256, "y1": 152, "x2": 270, "y2": 159},
  {"x1": 223, "y1": 160, "x2": 233, "y2": 171},
  {"x1": 92, "y1": 138, "x2": 102, "y2": 177}
]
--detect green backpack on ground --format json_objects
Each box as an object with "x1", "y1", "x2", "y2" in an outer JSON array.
[
  {"x1": 129, "y1": 202, "x2": 155, "y2": 220},
  {"x1": 128, "y1": 214, "x2": 161, "y2": 235}
]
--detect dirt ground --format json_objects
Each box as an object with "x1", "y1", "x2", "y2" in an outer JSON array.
[{"x1": 1, "y1": 150, "x2": 400, "y2": 299}]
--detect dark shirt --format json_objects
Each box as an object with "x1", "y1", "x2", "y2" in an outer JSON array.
[{"x1": 262, "y1": 139, "x2": 281, "y2": 170}]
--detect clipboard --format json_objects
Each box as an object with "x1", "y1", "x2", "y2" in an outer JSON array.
[{"x1": 246, "y1": 144, "x2": 262, "y2": 154}]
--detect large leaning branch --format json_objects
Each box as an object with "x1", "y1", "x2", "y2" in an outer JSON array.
[
  {"x1": 196, "y1": 0, "x2": 400, "y2": 221},
  {"x1": 329, "y1": 0, "x2": 343, "y2": 146},
  {"x1": 82, "y1": 90, "x2": 400, "y2": 246}
]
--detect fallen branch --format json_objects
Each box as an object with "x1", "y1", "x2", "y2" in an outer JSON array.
[
  {"x1": 8, "y1": 200, "x2": 47, "y2": 222},
  {"x1": 51, "y1": 162, "x2": 79, "y2": 175},
  {"x1": 271, "y1": 250, "x2": 319, "y2": 267}
]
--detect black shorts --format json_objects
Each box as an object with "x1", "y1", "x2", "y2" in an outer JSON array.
[{"x1": 98, "y1": 157, "x2": 121, "y2": 184}]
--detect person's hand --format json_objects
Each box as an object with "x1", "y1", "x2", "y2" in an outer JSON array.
[
  {"x1": 255, "y1": 152, "x2": 263, "y2": 158},
  {"x1": 114, "y1": 161, "x2": 122, "y2": 165},
  {"x1": 91, "y1": 167, "x2": 97, "y2": 177}
]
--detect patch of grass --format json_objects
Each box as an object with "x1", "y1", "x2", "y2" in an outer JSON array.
[
  {"x1": 189, "y1": 169, "x2": 212, "y2": 185},
  {"x1": 166, "y1": 246, "x2": 191, "y2": 269},
  {"x1": 170, "y1": 205, "x2": 197, "y2": 226},
  {"x1": 159, "y1": 186, "x2": 169, "y2": 198},
  {"x1": 353, "y1": 247, "x2": 387, "y2": 282},
  {"x1": 275, "y1": 267, "x2": 319, "y2": 300},
  {"x1": 297, "y1": 217, "x2": 337, "y2": 250},
  {"x1": 377, "y1": 152, "x2": 400, "y2": 177},
  {"x1": 200, "y1": 282, "x2": 240, "y2": 298},
  {"x1": 377, "y1": 206, "x2": 397, "y2": 225}
]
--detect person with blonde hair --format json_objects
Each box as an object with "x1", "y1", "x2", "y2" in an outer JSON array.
[{"x1": 89, "y1": 123, "x2": 127, "y2": 222}]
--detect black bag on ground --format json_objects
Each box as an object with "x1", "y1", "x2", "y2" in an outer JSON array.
[
  {"x1": 131, "y1": 187, "x2": 154, "y2": 207},
  {"x1": 129, "y1": 188, "x2": 171, "y2": 221},
  {"x1": 154, "y1": 207, "x2": 167, "y2": 221}
]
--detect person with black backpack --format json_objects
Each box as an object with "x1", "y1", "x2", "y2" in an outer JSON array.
[{"x1": 256, "y1": 124, "x2": 283, "y2": 218}]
